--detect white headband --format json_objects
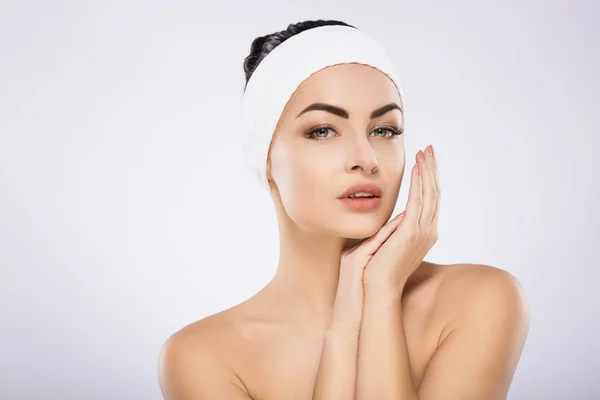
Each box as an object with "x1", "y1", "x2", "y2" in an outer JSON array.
[{"x1": 239, "y1": 25, "x2": 405, "y2": 192}]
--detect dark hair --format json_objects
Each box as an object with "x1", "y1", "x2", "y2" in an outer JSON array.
[{"x1": 242, "y1": 19, "x2": 356, "y2": 91}]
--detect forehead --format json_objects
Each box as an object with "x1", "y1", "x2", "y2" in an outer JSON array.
[{"x1": 283, "y1": 63, "x2": 403, "y2": 118}]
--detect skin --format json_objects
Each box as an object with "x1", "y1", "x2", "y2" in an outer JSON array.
[{"x1": 158, "y1": 63, "x2": 530, "y2": 400}]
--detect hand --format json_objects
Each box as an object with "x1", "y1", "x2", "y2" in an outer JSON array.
[
  {"x1": 363, "y1": 145, "x2": 440, "y2": 289},
  {"x1": 332, "y1": 211, "x2": 407, "y2": 331}
]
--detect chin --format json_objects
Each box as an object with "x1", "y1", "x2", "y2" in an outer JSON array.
[{"x1": 338, "y1": 220, "x2": 383, "y2": 240}]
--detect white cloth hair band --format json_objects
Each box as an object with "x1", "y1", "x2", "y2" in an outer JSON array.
[{"x1": 239, "y1": 24, "x2": 405, "y2": 192}]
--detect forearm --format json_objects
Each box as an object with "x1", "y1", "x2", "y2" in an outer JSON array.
[
  {"x1": 312, "y1": 322, "x2": 359, "y2": 400},
  {"x1": 356, "y1": 283, "x2": 419, "y2": 400},
  {"x1": 312, "y1": 263, "x2": 363, "y2": 400}
]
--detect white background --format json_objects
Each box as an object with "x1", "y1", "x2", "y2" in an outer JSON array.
[{"x1": 1, "y1": 0, "x2": 598, "y2": 399}]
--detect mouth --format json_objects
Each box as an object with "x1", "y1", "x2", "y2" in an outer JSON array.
[
  {"x1": 337, "y1": 182, "x2": 383, "y2": 211},
  {"x1": 338, "y1": 196, "x2": 382, "y2": 211},
  {"x1": 345, "y1": 194, "x2": 379, "y2": 199},
  {"x1": 337, "y1": 183, "x2": 383, "y2": 199}
]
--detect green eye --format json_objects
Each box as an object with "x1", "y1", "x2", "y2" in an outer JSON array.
[
  {"x1": 304, "y1": 124, "x2": 403, "y2": 140},
  {"x1": 371, "y1": 126, "x2": 403, "y2": 138},
  {"x1": 305, "y1": 125, "x2": 336, "y2": 140}
]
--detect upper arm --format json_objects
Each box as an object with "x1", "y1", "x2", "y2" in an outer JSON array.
[
  {"x1": 418, "y1": 267, "x2": 530, "y2": 400},
  {"x1": 157, "y1": 332, "x2": 253, "y2": 400}
]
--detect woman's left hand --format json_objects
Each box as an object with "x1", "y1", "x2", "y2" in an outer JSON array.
[{"x1": 363, "y1": 145, "x2": 440, "y2": 289}]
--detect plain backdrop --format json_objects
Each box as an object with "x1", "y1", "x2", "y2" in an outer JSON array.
[{"x1": 1, "y1": 0, "x2": 598, "y2": 399}]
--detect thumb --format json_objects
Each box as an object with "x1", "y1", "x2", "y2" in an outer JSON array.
[{"x1": 351, "y1": 211, "x2": 406, "y2": 256}]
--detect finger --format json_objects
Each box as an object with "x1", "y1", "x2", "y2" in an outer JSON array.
[
  {"x1": 428, "y1": 146, "x2": 440, "y2": 237},
  {"x1": 390, "y1": 210, "x2": 406, "y2": 223},
  {"x1": 352, "y1": 212, "x2": 406, "y2": 256},
  {"x1": 419, "y1": 148, "x2": 437, "y2": 230},
  {"x1": 403, "y1": 160, "x2": 422, "y2": 232},
  {"x1": 344, "y1": 218, "x2": 398, "y2": 255}
]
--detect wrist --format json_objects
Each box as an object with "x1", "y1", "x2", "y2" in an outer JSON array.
[
  {"x1": 363, "y1": 281, "x2": 404, "y2": 304},
  {"x1": 363, "y1": 277, "x2": 405, "y2": 295},
  {"x1": 363, "y1": 268, "x2": 408, "y2": 290}
]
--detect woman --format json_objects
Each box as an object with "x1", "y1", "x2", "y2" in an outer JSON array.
[{"x1": 158, "y1": 19, "x2": 530, "y2": 400}]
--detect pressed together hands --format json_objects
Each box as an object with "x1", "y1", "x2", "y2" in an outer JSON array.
[
  {"x1": 313, "y1": 144, "x2": 441, "y2": 399},
  {"x1": 331, "y1": 144, "x2": 440, "y2": 331}
]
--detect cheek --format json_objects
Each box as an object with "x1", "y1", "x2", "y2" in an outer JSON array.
[
  {"x1": 273, "y1": 153, "x2": 331, "y2": 220},
  {"x1": 385, "y1": 163, "x2": 404, "y2": 204}
]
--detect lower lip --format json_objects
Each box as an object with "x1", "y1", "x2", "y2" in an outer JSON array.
[{"x1": 338, "y1": 197, "x2": 382, "y2": 211}]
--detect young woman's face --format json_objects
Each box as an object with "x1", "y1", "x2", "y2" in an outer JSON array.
[{"x1": 266, "y1": 63, "x2": 405, "y2": 239}]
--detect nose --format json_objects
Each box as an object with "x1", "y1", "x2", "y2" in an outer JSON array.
[{"x1": 345, "y1": 134, "x2": 379, "y2": 175}]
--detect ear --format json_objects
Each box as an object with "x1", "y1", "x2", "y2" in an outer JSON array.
[
  {"x1": 265, "y1": 156, "x2": 279, "y2": 194},
  {"x1": 266, "y1": 157, "x2": 273, "y2": 181}
]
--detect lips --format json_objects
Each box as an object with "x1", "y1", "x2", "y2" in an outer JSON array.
[{"x1": 337, "y1": 183, "x2": 382, "y2": 199}]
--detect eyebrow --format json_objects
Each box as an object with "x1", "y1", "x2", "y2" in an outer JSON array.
[{"x1": 295, "y1": 102, "x2": 403, "y2": 120}]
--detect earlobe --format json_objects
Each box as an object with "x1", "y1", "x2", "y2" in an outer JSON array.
[
  {"x1": 265, "y1": 159, "x2": 277, "y2": 193},
  {"x1": 266, "y1": 158, "x2": 272, "y2": 181}
]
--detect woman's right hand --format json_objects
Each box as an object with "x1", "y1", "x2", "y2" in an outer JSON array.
[{"x1": 330, "y1": 211, "x2": 407, "y2": 332}]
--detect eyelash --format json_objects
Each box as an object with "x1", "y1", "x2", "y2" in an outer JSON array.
[{"x1": 304, "y1": 124, "x2": 403, "y2": 140}]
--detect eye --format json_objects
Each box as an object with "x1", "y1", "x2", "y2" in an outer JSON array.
[
  {"x1": 370, "y1": 125, "x2": 403, "y2": 138},
  {"x1": 305, "y1": 125, "x2": 336, "y2": 140},
  {"x1": 304, "y1": 124, "x2": 403, "y2": 140}
]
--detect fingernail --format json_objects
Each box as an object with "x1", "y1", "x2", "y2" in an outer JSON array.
[
  {"x1": 427, "y1": 145, "x2": 433, "y2": 157},
  {"x1": 393, "y1": 212, "x2": 405, "y2": 221}
]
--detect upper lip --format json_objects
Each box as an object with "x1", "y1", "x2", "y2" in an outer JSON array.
[{"x1": 338, "y1": 183, "x2": 382, "y2": 199}]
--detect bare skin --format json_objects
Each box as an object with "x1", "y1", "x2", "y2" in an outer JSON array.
[
  {"x1": 159, "y1": 262, "x2": 520, "y2": 400},
  {"x1": 158, "y1": 63, "x2": 529, "y2": 399}
]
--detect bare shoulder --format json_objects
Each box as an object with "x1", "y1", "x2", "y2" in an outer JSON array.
[
  {"x1": 157, "y1": 312, "x2": 252, "y2": 399},
  {"x1": 412, "y1": 263, "x2": 530, "y2": 398},
  {"x1": 434, "y1": 263, "x2": 530, "y2": 341},
  {"x1": 436, "y1": 263, "x2": 527, "y2": 302}
]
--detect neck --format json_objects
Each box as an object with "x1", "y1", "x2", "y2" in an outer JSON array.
[
  {"x1": 269, "y1": 229, "x2": 348, "y2": 324},
  {"x1": 260, "y1": 197, "x2": 361, "y2": 327}
]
